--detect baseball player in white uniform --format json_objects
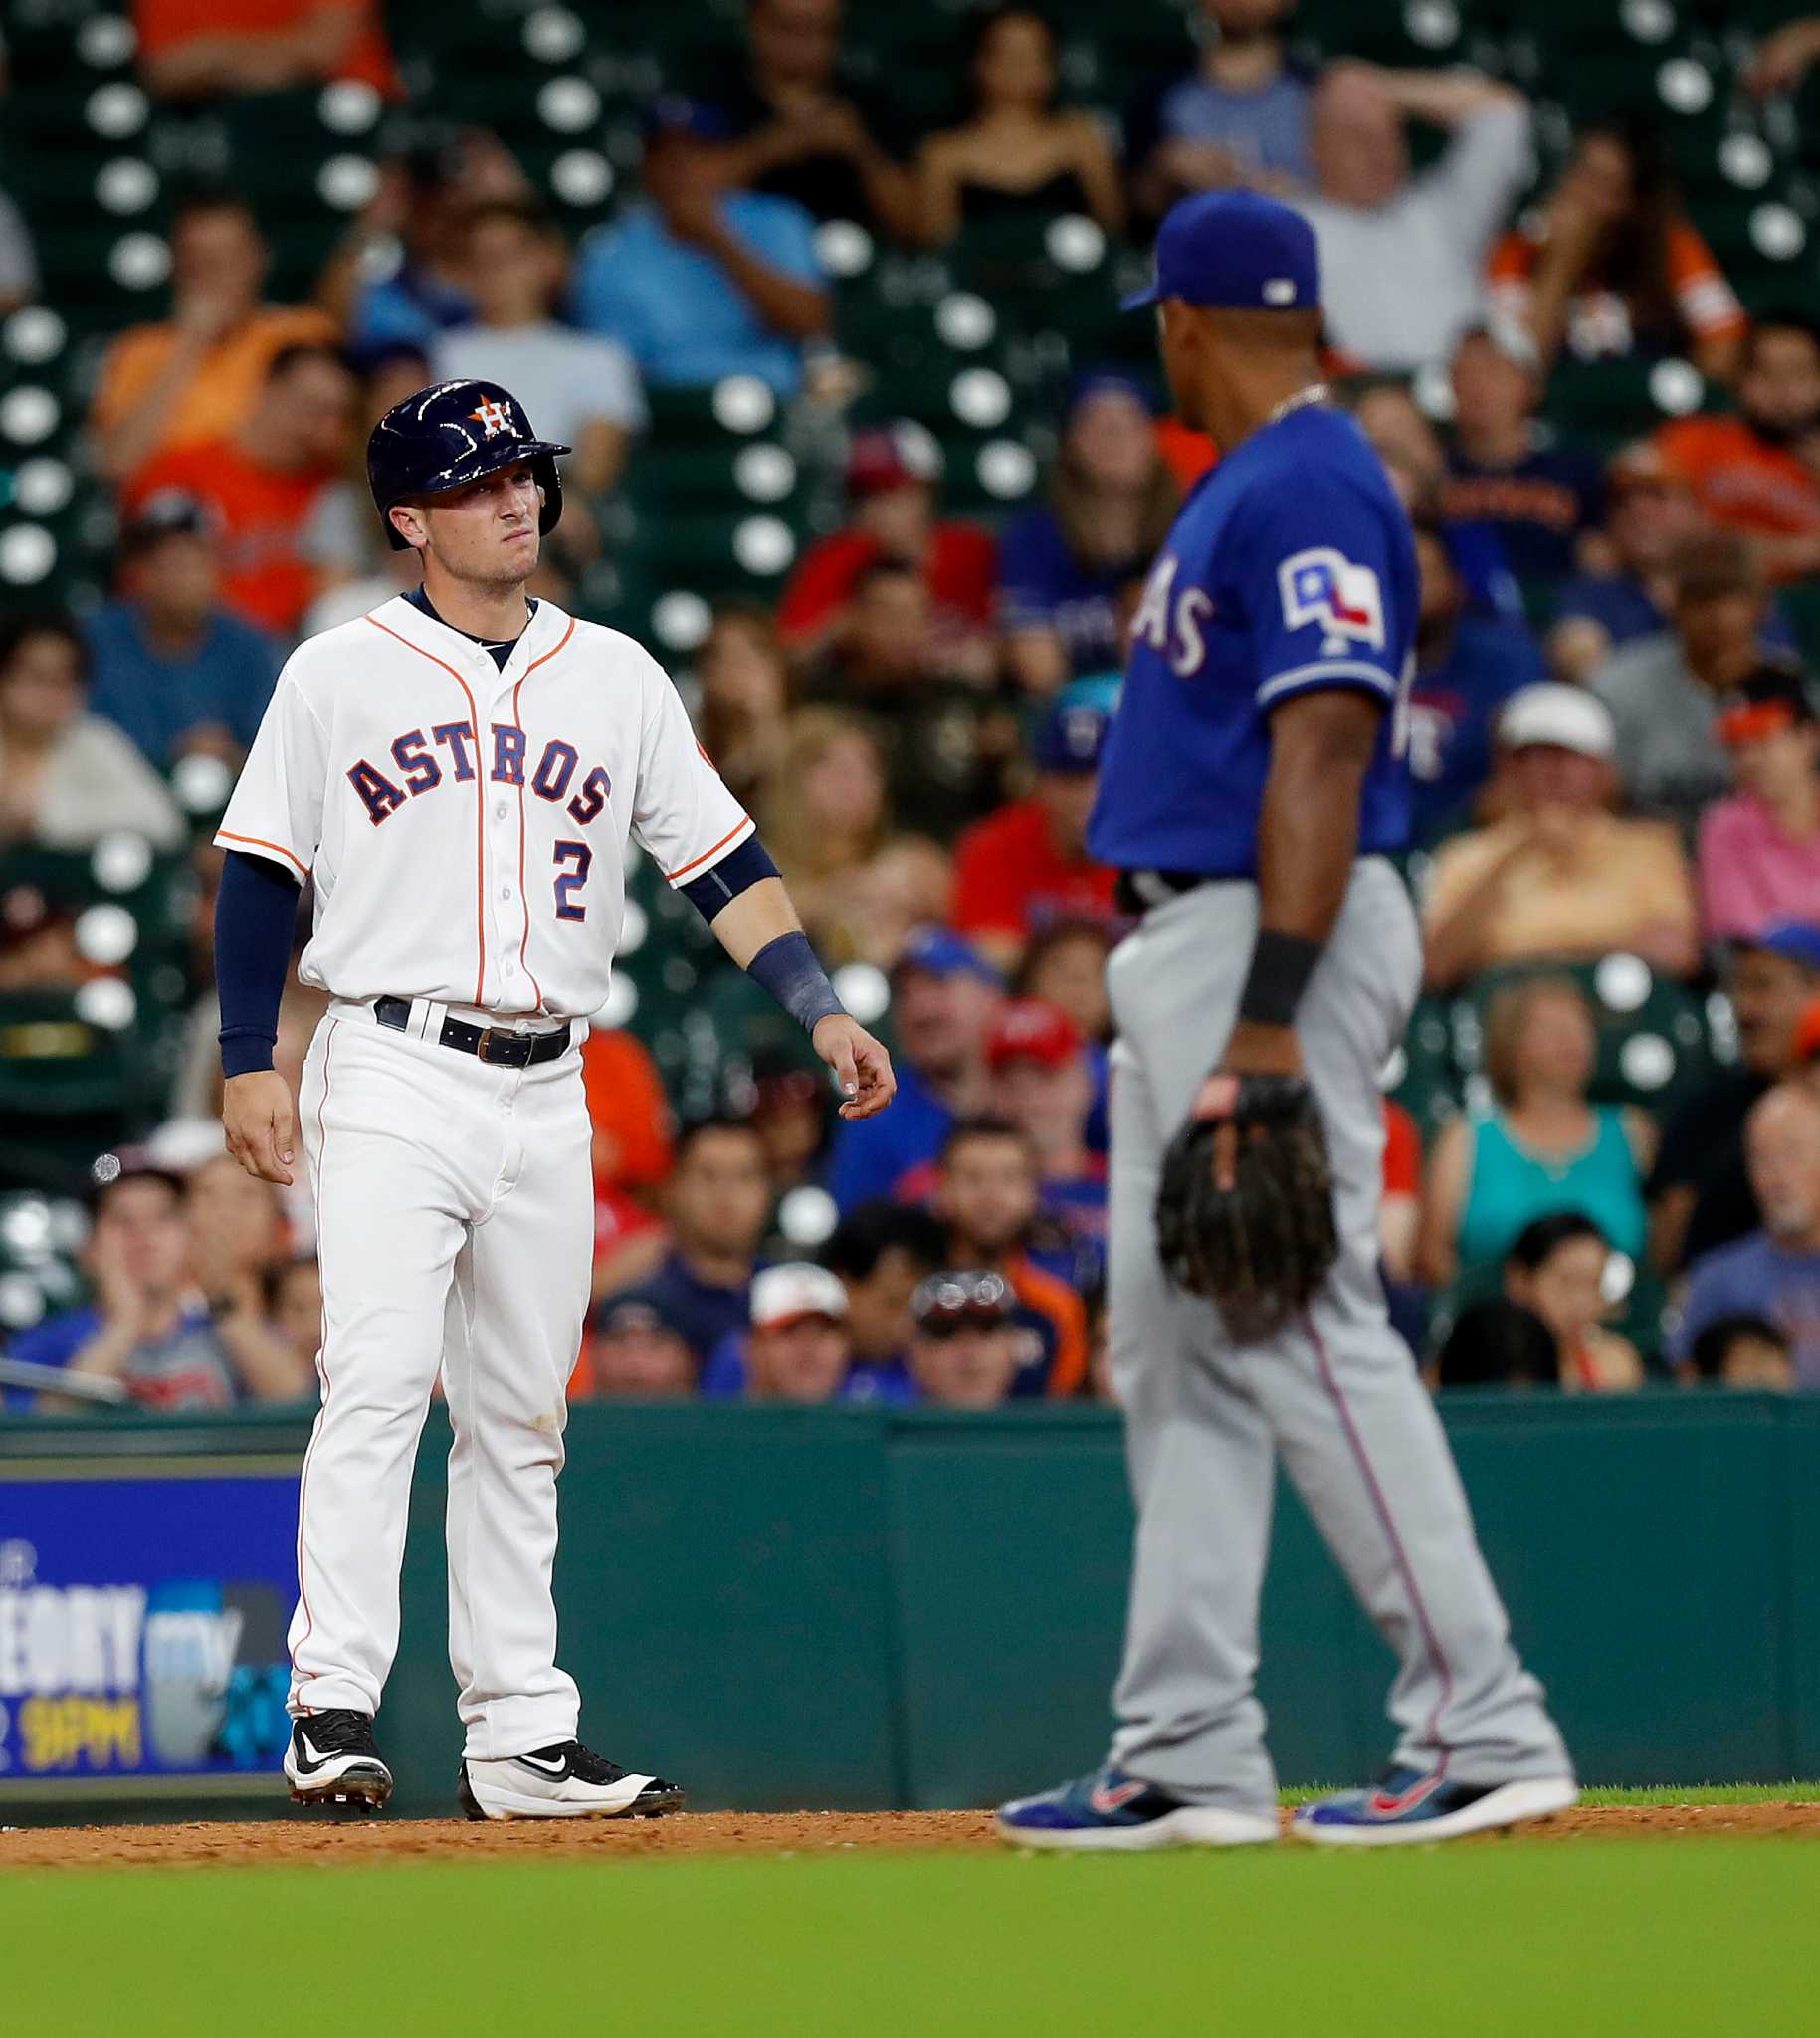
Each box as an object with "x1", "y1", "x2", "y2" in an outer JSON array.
[{"x1": 215, "y1": 378, "x2": 895, "y2": 1818}]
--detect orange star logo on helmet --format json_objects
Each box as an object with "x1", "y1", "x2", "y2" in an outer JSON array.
[{"x1": 470, "y1": 398, "x2": 516, "y2": 438}]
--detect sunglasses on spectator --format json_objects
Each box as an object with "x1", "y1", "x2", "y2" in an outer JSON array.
[{"x1": 911, "y1": 1271, "x2": 1013, "y2": 1337}]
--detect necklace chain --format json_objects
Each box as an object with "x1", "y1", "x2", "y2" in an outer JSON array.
[{"x1": 1265, "y1": 382, "x2": 1331, "y2": 428}]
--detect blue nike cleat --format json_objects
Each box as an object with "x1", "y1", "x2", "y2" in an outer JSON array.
[
  {"x1": 1293, "y1": 1766, "x2": 1578, "y2": 1846},
  {"x1": 995, "y1": 1767, "x2": 1278, "y2": 1851}
]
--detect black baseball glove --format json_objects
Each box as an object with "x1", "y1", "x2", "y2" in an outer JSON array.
[{"x1": 1155, "y1": 1073, "x2": 1339, "y2": 1343}]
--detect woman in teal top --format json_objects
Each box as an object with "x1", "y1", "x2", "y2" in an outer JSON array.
[{"x1": 1419, "y1": 976, "x2": 1655, "y2": 1287}]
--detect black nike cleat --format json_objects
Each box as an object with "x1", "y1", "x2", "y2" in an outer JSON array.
[
  {"x1": 284, "y1": 1710, "x2": 394, "y2": 1812},
  {"x1": 458, "y1": 1740, "x2": 685, "y2": 1821}
]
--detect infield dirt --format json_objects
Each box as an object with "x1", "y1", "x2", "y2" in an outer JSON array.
[{"x1": 6, "y1": 1799, "x2": 1820, "y2": 1870}]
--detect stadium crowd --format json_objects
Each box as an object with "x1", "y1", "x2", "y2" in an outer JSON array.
[{"x1": 3, "y1": 0, "x2": 1820, "y2": 1415}]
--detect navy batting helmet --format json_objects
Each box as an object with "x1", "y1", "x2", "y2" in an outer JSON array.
[{"x1": 366, "y1": 379, "x2": 570, "y2": 550}]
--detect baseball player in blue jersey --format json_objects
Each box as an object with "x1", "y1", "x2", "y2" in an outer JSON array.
[{"x1": 997, "y1": 192, "x2": 1575, "y2": 1849}]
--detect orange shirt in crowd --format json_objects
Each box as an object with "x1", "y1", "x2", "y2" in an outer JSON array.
[
  {"x1": 581, "y1": 1026, "x2": 674, "y2": 1191},
  {"x1": 1652, "y1": 413, "x2": 1820, "y2": 563},
  {"x1": 1488, "y1": 218, "x2": 1747, "y2": 359},
  {"x1": 125, "y1": 439, "x2": 330, "y2": 635},
  {"x1": 91, "y1": 305, "x2": 338, "y2": 482},
  {"x1": 1156, "y1": 415, "x2": 1216, "y2": 495},
  {"x1": 1005, "y1": 1252, "x2": 1089, "y2": 1399},
  {"x1": 133, "y1": 0, "x2": 400, "y2": 95}
]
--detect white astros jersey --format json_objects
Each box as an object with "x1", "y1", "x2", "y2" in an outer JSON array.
[{"x1": 215, "y1": 594, "x2": 752, "y2": 1018}]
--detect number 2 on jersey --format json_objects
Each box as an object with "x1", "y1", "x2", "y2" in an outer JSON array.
[{"x1": 552, "y1": 840, "x2": 591, "y2": 922}]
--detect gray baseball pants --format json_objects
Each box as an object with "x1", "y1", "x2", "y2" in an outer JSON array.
[{"x1": 1104, "y1": 858, "x2": 1571, "y2": 1812}]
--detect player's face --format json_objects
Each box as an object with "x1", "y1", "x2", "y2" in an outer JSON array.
[
  {"x1": 910, "y1": 1322, "x2": 1019, "y2": 1408},
  {"x1": 749, "y1": 1318, "x2": 851, "y2": 1403},
  {"x1": 410, "y1": 460, "x2": 544, "y2": 587}
]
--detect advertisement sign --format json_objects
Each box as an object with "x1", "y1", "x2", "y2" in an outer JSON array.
[{"x1": 0, "y1": 1465, "x2": 299, "y2": 1794}]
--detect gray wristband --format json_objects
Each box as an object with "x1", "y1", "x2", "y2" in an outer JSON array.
[{"x1": 747, "y1": 930, "x2": 845, "y2": 1035}]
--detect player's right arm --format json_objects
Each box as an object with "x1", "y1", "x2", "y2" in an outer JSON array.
[{"x1": 212, "y1": 663, "x2": 328, "y2": 1185}]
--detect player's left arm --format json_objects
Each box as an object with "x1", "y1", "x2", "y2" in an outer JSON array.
[
  {"x1": 1200, "y1": 473, "x2": 1407, "y2": 1104},
  {"x1": 629, "y1": 648, "x2": 895, "y2": 1121}
]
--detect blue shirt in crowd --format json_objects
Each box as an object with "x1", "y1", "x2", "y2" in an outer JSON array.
[
  {"x1": 996, "y1": 504, "x2": 1134, "y2": 677},
  {"x1": 607, "y1": 1251, "x2": 758, "y2": 1371},
  {"x1": 84, "y1": 602, "x2": 281, "y2": 765},
  {"x1": 827, "y1": 1059, "x2": 953, "y2": 1213},
  {"x1": 1090, "y1": 404, "x2": 1414, "y2": 877},
  {"x1": 348, "y1": 262, "x2": 474, "y2": 354},
  {"x1": 1445, "y1": 447, "x2": 1605, "y2": 586},
  {"x1": 1674, "y1": 1232, "x2": 1820, "y2": 1390},
  {"x1": 1148, "y1": 71, "x2": 1314, "y2": 189},
  {"x1": 1406, "y1": 616, "x2": 1547, "y2": 844},
  {"x1": 570, "y1": 195, "x2": 823, "y2": 396}
]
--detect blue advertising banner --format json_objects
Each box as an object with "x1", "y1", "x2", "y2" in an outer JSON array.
[{"x1": 0, "y1": 1462, "x2": 300, "y2": 1795}]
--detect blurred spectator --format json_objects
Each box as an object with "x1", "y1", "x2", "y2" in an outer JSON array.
[
  {"x1": 803, "y1": 565, "x2": 1016, "y2": 839},
  {"x1": 1418, "y1": 975, "x2": 1653, "y2": 1288},
  {"x1": 0, "y1": 615, "x2": 184, "y2": 850},
  {"x1": 848, "y1": 834, "x2": 955, "y2": 971},
  {"x1": 778, "y1": 426, "x2": 997, "y2": 668},
  {"x1": 124, "y1": 342, "x2": 356, "y2": 638},
  {"x1": 1547, "y1": 443, "x2": 1708, "y2": 683},
  {"x1": 1404, "y1": 512, "x2": 1546, "y2": 845},
  {"x1": 1442, "y1": 322, "x2": 1604, "y2": 587},
  {"x1": 83, "y1": 491, "x2": 281, "y2": 768},
  {"x1": 1420, "y1": 686, "x2": 1699, "y2": 990},
  {"x1": 1699, "y1": 672, "x2": 1820, "y2": 944},
  {"x1": 1800, "y1": 997, "x2": 1820, "y2": 1101},
  {"x1": 746, "y1": 1060, "x2": 830, "y2": 1201},
  {"x1": 1650, "y1": 923, "x2": 1820, "y2": 1274},
  {"x1": 0, "y1": 182, "x2": 37, "y2": 314},
  {"x1": 571, "y1": 99, "x2": 829, "y2": 398},
  {"x1": 19, "y1": 1158, "x2": 308, "y2": 1414},
  {"x1": 1682, "y1": 1314, "x2": 1794, "y2": 1392},
  {"x1": 1487, "y1": 123, "x2": 1744, "y2": 382},
  {"x1": 951, "y1": 695, "x2": 1116, "y2": 971},
  {"x1": 1380, "y1": 1098, "x2": 1423, "y2": 1290},
  {"x1": 1591, "y1": 536, "x2": 1803, "y2": 835},
  {"x1": 1348, "y1": 381, "x2": 1522, "y2": 625},
  {"x1": 133, "y1": 0, "x2": 397, "y2": 99},
  {"x1": 266, "y1": 1254, "x2": 322, "y2": 1375},
  {"x1": 759, "y1": 707, "x2": 889, "y2": 962},
  {"x1": 90, "y1": 192, "x2": 338, "y2": 486},
  {"x1": 1128, "y1": 0, "x2": 1313, "y2": 217},
  {"x1": 1297, "y1": 63, "x2": 1532, "y2": 373},
  {"x1": 1675, "y1": 1087, "x2": 1820, "y2": 1389},
  {"x1": 905, "y1": 1268, "x2": 1023, "y2": 1409},
  {"x1": 1013, "y1": 917, "x2": 1114, "y2": 1046},
  {"x1": 998, "y1": 379, "x2": 1178, "y2": 692},
  {"x1": 1743, "y1": 17, "x2": 1820, "y2": 98},
  {"x1": 582, "y1": 1026, "x2": 674, "y2": 1303},
  {"x1": 709, "y1": 0, "x2": 916, "y2": 239},
  {"x1": 596, "y1": 1119, "x2": 771, "y2": 1373},
  {"x1": 0, "y1": 883, "x2": 88, "y2": 995},
  {"x1": 934, "y1": 1118, "x2": 1088, "y2": 1397},
  {"x1": 184, "y1": 1147, "x2": 292, "y2": 1324},
  {"x1": 434, "y1": 203, "x2": 646, "y2": 515},
  {"x1": 696, "y1": 605, "x2": 795, "y2": 810},
  {"x1": 1432, "y1": 1298, "x2": 1559, "y2": 1392},
  {"x1": 1502, "y1": 1212, "x2": 1644, "y2": 1392},
  {"x1": 1653, "y1": 318, "x2": 1820, "y2": 582},
  {"x1": 987, "y1": 1000, "x2": 1107, "y2": 1293},
  {"x1": 736, "y1": 1263, "x2": 855, "y2": 1404},
  {"x1": 585, "y1": 1295, "x2": 698, "y2": 1401},
  {"x1": 820, "y1": 1201, "x2": 946, "y2": 1385},
  {"x1": 299, "y1": 342, "x2": 434, "y2": 629},
  {"x1": 913, "y1": 8, "x2": 1123, "y2": 248},
  {"x1": 329, "y1": 134, "x2": 531, "y2": 353},
  {"x1": 827, "y1": 928, "x2": 999, "y2": 1211}
]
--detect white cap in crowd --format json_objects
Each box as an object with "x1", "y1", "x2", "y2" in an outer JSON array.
[
  {"x1": 1498, "y1": 684, "x2": 1617, "y2": 761},
  {"x1": 750, "y1": 1263, "x2": 849, "y2": 1331}
]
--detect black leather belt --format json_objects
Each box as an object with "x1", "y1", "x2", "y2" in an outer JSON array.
[
  {"x1": 374, "y1": 995, "x2": 571, "y2": 1068},
  {"x1": 1115, "y1": 869, "x2": 1215, "y2": 916}
]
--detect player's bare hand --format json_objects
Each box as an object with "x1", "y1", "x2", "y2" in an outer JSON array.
[
  {"x1": 223, "y1": 1071, "x2": 298, "y2": 1187},
  {"x1": 1198, "y1": 1025, "x2": 1304, "y2": 1190},
  {"x1": 813, "y1": 1015, "x2": 897, "y2": 1120}
]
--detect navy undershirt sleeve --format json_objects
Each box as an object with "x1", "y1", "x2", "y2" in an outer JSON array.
[
  {"x1": 216, "y1": 849, "x2": 303, "y2": 1077},
  {"x1": 679, "y1": 834, "x2": 780, "y2": 922}
]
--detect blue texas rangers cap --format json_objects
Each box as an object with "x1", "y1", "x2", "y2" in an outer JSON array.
[
  {"x1": 1120, "y1": 189, "x2": 1320, "y2": 313},
  {"x1": 891, "y1": 926, "x2": 1004, "y2": 988},
  {"x1": 1033, "y1": 697, "x2": 1112, "y2": 774}
]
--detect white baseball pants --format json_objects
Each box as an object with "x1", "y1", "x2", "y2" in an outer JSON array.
[{"x1": 290, "y1": 1000, "x2": 593, "y2": 1759}]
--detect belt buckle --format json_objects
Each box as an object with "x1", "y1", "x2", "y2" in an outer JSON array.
[{"x1": 473, "y1": 1025, "x2": 497, "y2": 1064}]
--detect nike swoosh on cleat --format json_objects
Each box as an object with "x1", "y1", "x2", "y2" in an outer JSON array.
[
  {"x1": 1089, "y1": 1778, "x2": 1148, "y2": 1815},
  {"x1": 297, "y1": 1732, "x2": 331, "y2": 1768},
  {"x1": 514, "y1": 1752, "x2": 570, "y2": 1776}
]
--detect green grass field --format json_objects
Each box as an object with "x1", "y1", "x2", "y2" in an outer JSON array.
[{"x1": 11, "y1": 1799, "x2": 1820, "y2": 2038}]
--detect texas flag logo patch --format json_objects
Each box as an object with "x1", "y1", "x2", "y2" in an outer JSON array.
[{"x1": 1279, "y1": 546, "x2": 1386, "y2": 654}]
